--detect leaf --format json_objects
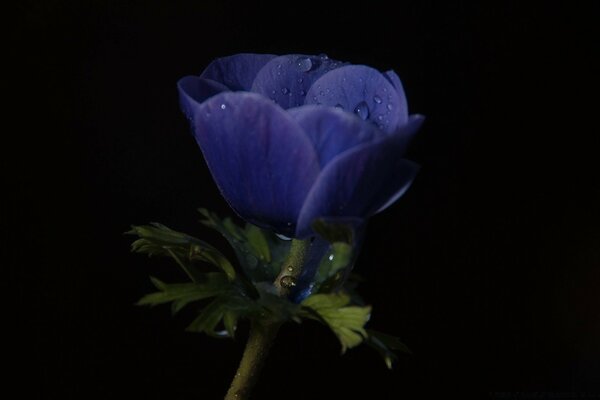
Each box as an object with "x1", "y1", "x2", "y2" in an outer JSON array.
[
  {"x1": 244, "y1": 224, "x2": 271, "y2": 263},
  {"x1": 186, "y1": 296, "x2": 228, "y2": 336},
  {"x1": 198, "y1": 208, "x2": 289, "y2": 282},
  {"x1": 311, "y1": 219, "x2": 354, "y2": 244},
  {"x1": 223, "y1": 310, "x2": 238, "y2": 338},
  {"x1": 136, "y1": 273, "x2": 230, "y2": 312},
  {"x1": 365, "y1": 329, "x2": 412, "y2": 369},
  {"x1": 301, "y1": 292, "x2": 372, "y2": 353},
  {"x1": 128, "y1": 223, "x2": 236, "y2": 281},
  {"x1": 314, "y1": 242, "x2": 353, "y2": 293}
]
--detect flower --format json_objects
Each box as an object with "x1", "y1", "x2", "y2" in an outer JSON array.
[{"x1": 178, "y1": 53, "x2": 423, "y2": 238}]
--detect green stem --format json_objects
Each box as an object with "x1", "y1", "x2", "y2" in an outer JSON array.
[
  {"x1": 273, "y1": 238, "x2": 312, "y2": 297},
  {"x1": 224, "y1": 320, "x2": 280, "y2": 400}
]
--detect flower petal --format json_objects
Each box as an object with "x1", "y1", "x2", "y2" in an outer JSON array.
[
  {"x1": 251, "y1": 54, "x2": 346, "y2": 109},
  {"x1": 384, "y1": 70, "x2": 409, "y2": 127},
  {"x1": 177, "y1": 76, "x2": 229, "y2": 120},
  {"x1": 305, "y1": 65, "x2": 405, "y2": 134},
  {"x1": 295, "y1": 115, "x2": 424, "y2": 238},
  {"x1": 287, "y1": 105, "x2": 385, "y2": 168},
  {"x1": 200, "y1": 53, "x2": 276, "y2": 91},
  {"x1": 192, "y1": 92, "x2": 320, "y2": 235}
]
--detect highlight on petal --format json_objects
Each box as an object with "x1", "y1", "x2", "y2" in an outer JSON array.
[
  {"x1": 200, "y1": 53, "x2": 276, "y2": 91},
  {"x1": 251, "y1": 54, "x2": 346, "y2": 109},
  {"x1": 295, "y1": 115, "x2": 424, "y2": 238},
  {"x1": 288, "y1": 105, "x2": 384, "y2": 168},
  {"x1": 305, "y1": 65, "x2": 408, "y2": 134},
  {"x1": 177, "y1": 76, "x2": 229, "y2": 120},
  {"x1": 384, "y1": 70, "x2": 409, "y2": 127},
  {"x1": 192, "y1": 92, "x2": 320, "y2": 235}
]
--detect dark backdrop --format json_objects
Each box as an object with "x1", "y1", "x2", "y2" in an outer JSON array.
[{"x1": 10, "y1": 1, "x2": 599, "y2": 399}]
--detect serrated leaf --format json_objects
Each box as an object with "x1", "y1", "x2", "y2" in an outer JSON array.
[
  {"x1": 311, "y1": 219, "x2": 354, "y2": 244},
  {"x1": 314, "y1": 242, "x2": 353, "y2": 293},
  {"x1": 198, "y1": 208, "x2": 288, "y2": 282},
  {"x1": 136, "y1": 273, "x2": 230, "y2": 310},
  {"x1": 365, "y1": 329, "x2": 412, "y2": 369},
  {"x1": 301, "y1": 293, "x2": 372, "y2": 353},
  {"x1": 244, "y1": 224, "x2": 271, "y2": 262},
  {"x1": 186, "y1": 296, "x2": 228, "y2": 336},
  {"x1": 223, "y1": 310, "x2": 238, "y2": 338},
  {"x1": 128, "y1": 223, "x2": 236, "y2": 281}
]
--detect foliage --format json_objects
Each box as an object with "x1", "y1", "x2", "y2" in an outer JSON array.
[{"x1": 128, "y1": 210, "x2": 410, "y2": 368}]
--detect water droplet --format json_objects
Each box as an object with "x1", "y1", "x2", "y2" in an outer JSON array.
[
  {"x1": 387, "y1": 103, "x2": 393, "y2": 111},
  {"x1": 297, "y1": 77, "x2": 303, "y2": 84},
  {"x1": 319, "y1": 53, "x2": 329, "y2": 60},
  {"x1": 335, "y1": 104, "x2": 344, "y2": 109},
  {"x1": 377, "y1": 115, "x2": 384, "y2": 120},
  {"x1": 276, "y1": 233, "x2": 292, "y2": 241},
  {"x1": 220, "y1": 104, "x2": 227, "y2": 110},
  {"x1": 354, "y1": 101, "x2": 370, "y2": 120},
  {"x1": 328, "y1": 254, "x2": 334, "y2": 261},
  {"x1": 373, "y1": 95, "x2": 382, "y2": 104},
  {"x1": 271, "y1": 90, "x2": 276, "y2": 95},
  {"x1": 287, "y1": 266, "x2": 294, "y2": 272},
  {"x1": 299, "y1": 90, "x2": 306, "y2": 96},
  {"x1": 319, "y1": 91, "x2": 324, "y2": 96},
  {"x1": 280, "y1": 275, "x2": 297, "y2": 288},
  {"x1": 312, "y1": 96, "x2": 318, "y2": 102},
  {"x1": 281, "y1": 87, "x2": 289, "y2": 94},
  {"x1": 296, "y1": 57, "x2": 313, "y2": 72}
]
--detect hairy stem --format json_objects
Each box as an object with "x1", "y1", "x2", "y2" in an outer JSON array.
[
  {"x1": 273, "y1": 238, "x2": 312, "y2": 297},
  {"x1": 224, "y1": 320, "x2": 280, "y2": 400}
]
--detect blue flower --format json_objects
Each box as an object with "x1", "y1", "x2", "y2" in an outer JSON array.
[{"x1": 178, "y1": 53, "x2": 423, "y2": 238}]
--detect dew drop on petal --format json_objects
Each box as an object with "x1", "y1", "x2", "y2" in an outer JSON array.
[
  {"x1": 387, "y1": 103, "x2": 393, "y2": 111},
  {"x1": 335, "y1": 104, "x2": 344, "y2": 109},
  {"x1": 297, "y1": 77, "x2": 303, "y2": 84},
  {"x1": 220, "y1": 103, "x2": 227, "y2": 110},
  {"x1": 373, "y1": 95, "x2": 382, "y2": 104},
  {"x1": 354, "y1": 101, "x2": 370, "y2": 120},
  {"x1": 296, "y1": 57, "x2": 313, "y2": 72},
  {"x1": 299, "y1": 90, "x2": 306, "y2": 96},
  {"x1": 318, "y1": 53, "x2": 329, "y2": 60},
  {"x1": 328, "y1": 254, "x2": 334, "y2": 261},
  {"x1": 281, "y1": 87, "x2": 289, "y2": 94}
]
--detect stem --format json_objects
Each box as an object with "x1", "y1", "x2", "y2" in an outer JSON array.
[
  {"x1": 224, "y1": 320, "x2": 280, "y2": 400},
  {"x1": 224, "y1": 239, "x2": 311, "y2": 399},
  {"x1": 273, "y1": 238, "x2": 312, "y2": 297}
]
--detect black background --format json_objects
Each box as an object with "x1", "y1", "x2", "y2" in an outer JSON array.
[{"x1": 10, "y1": 1, "x2": 599, "y2": 399}]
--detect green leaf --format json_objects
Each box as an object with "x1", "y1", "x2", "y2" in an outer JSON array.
[
  {"x1": 244, "y1": 224, "x2": 271, "y2": 263},
  {"x1": 314, "y1": 242, "x2": 353, "y2": 293},
  {"x1": 136, "y1": 273, "x2": 230, "y2": 312},
  {"x1": 128, "y1": 223, "x2": 236, "y2": 281},
  {"x1": 186, "y1": 296, "x2": 228, "y2": 336},
  {"x1": 311, "y1": 219, "x2": 354, "y2": 244},
  {"x1": 365, "y1": 329, "x2": 412, "y2": 369},
  {"x1": 223, "y1": 310, "x2": 238, "y2": 338},
  {"x1": 198, "y1": 208, "x2": 289, "y2": 282},
  {"x1": 301, "y1": 292, "x2": 372, "y2": 353}
]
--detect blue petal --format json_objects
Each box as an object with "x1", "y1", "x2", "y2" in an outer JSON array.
[
  {"x1": 295, "y1": 115, "x2": 424, "y2": 238},
  {"x1": 305, "y1": 65, "x2": 407, "y2": 134},
  {"x1": 191, "y1": 92, "x2": 320, "y2": 236},
  {"x1": 200, "y1": 53, "x2": 276, "y2": 91},
  {"x1": 251, "y1": 54, "x2": 346, "y2": 109},
  {"x1": 177, "y1": 76, "x2": 229, "y2": 121},
  {"x1": 288, "y1": 105, "x2": 384, "y2": 168},
  {"x1": 384, "y1": 70, "x2": 409, "y2": 128}
]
